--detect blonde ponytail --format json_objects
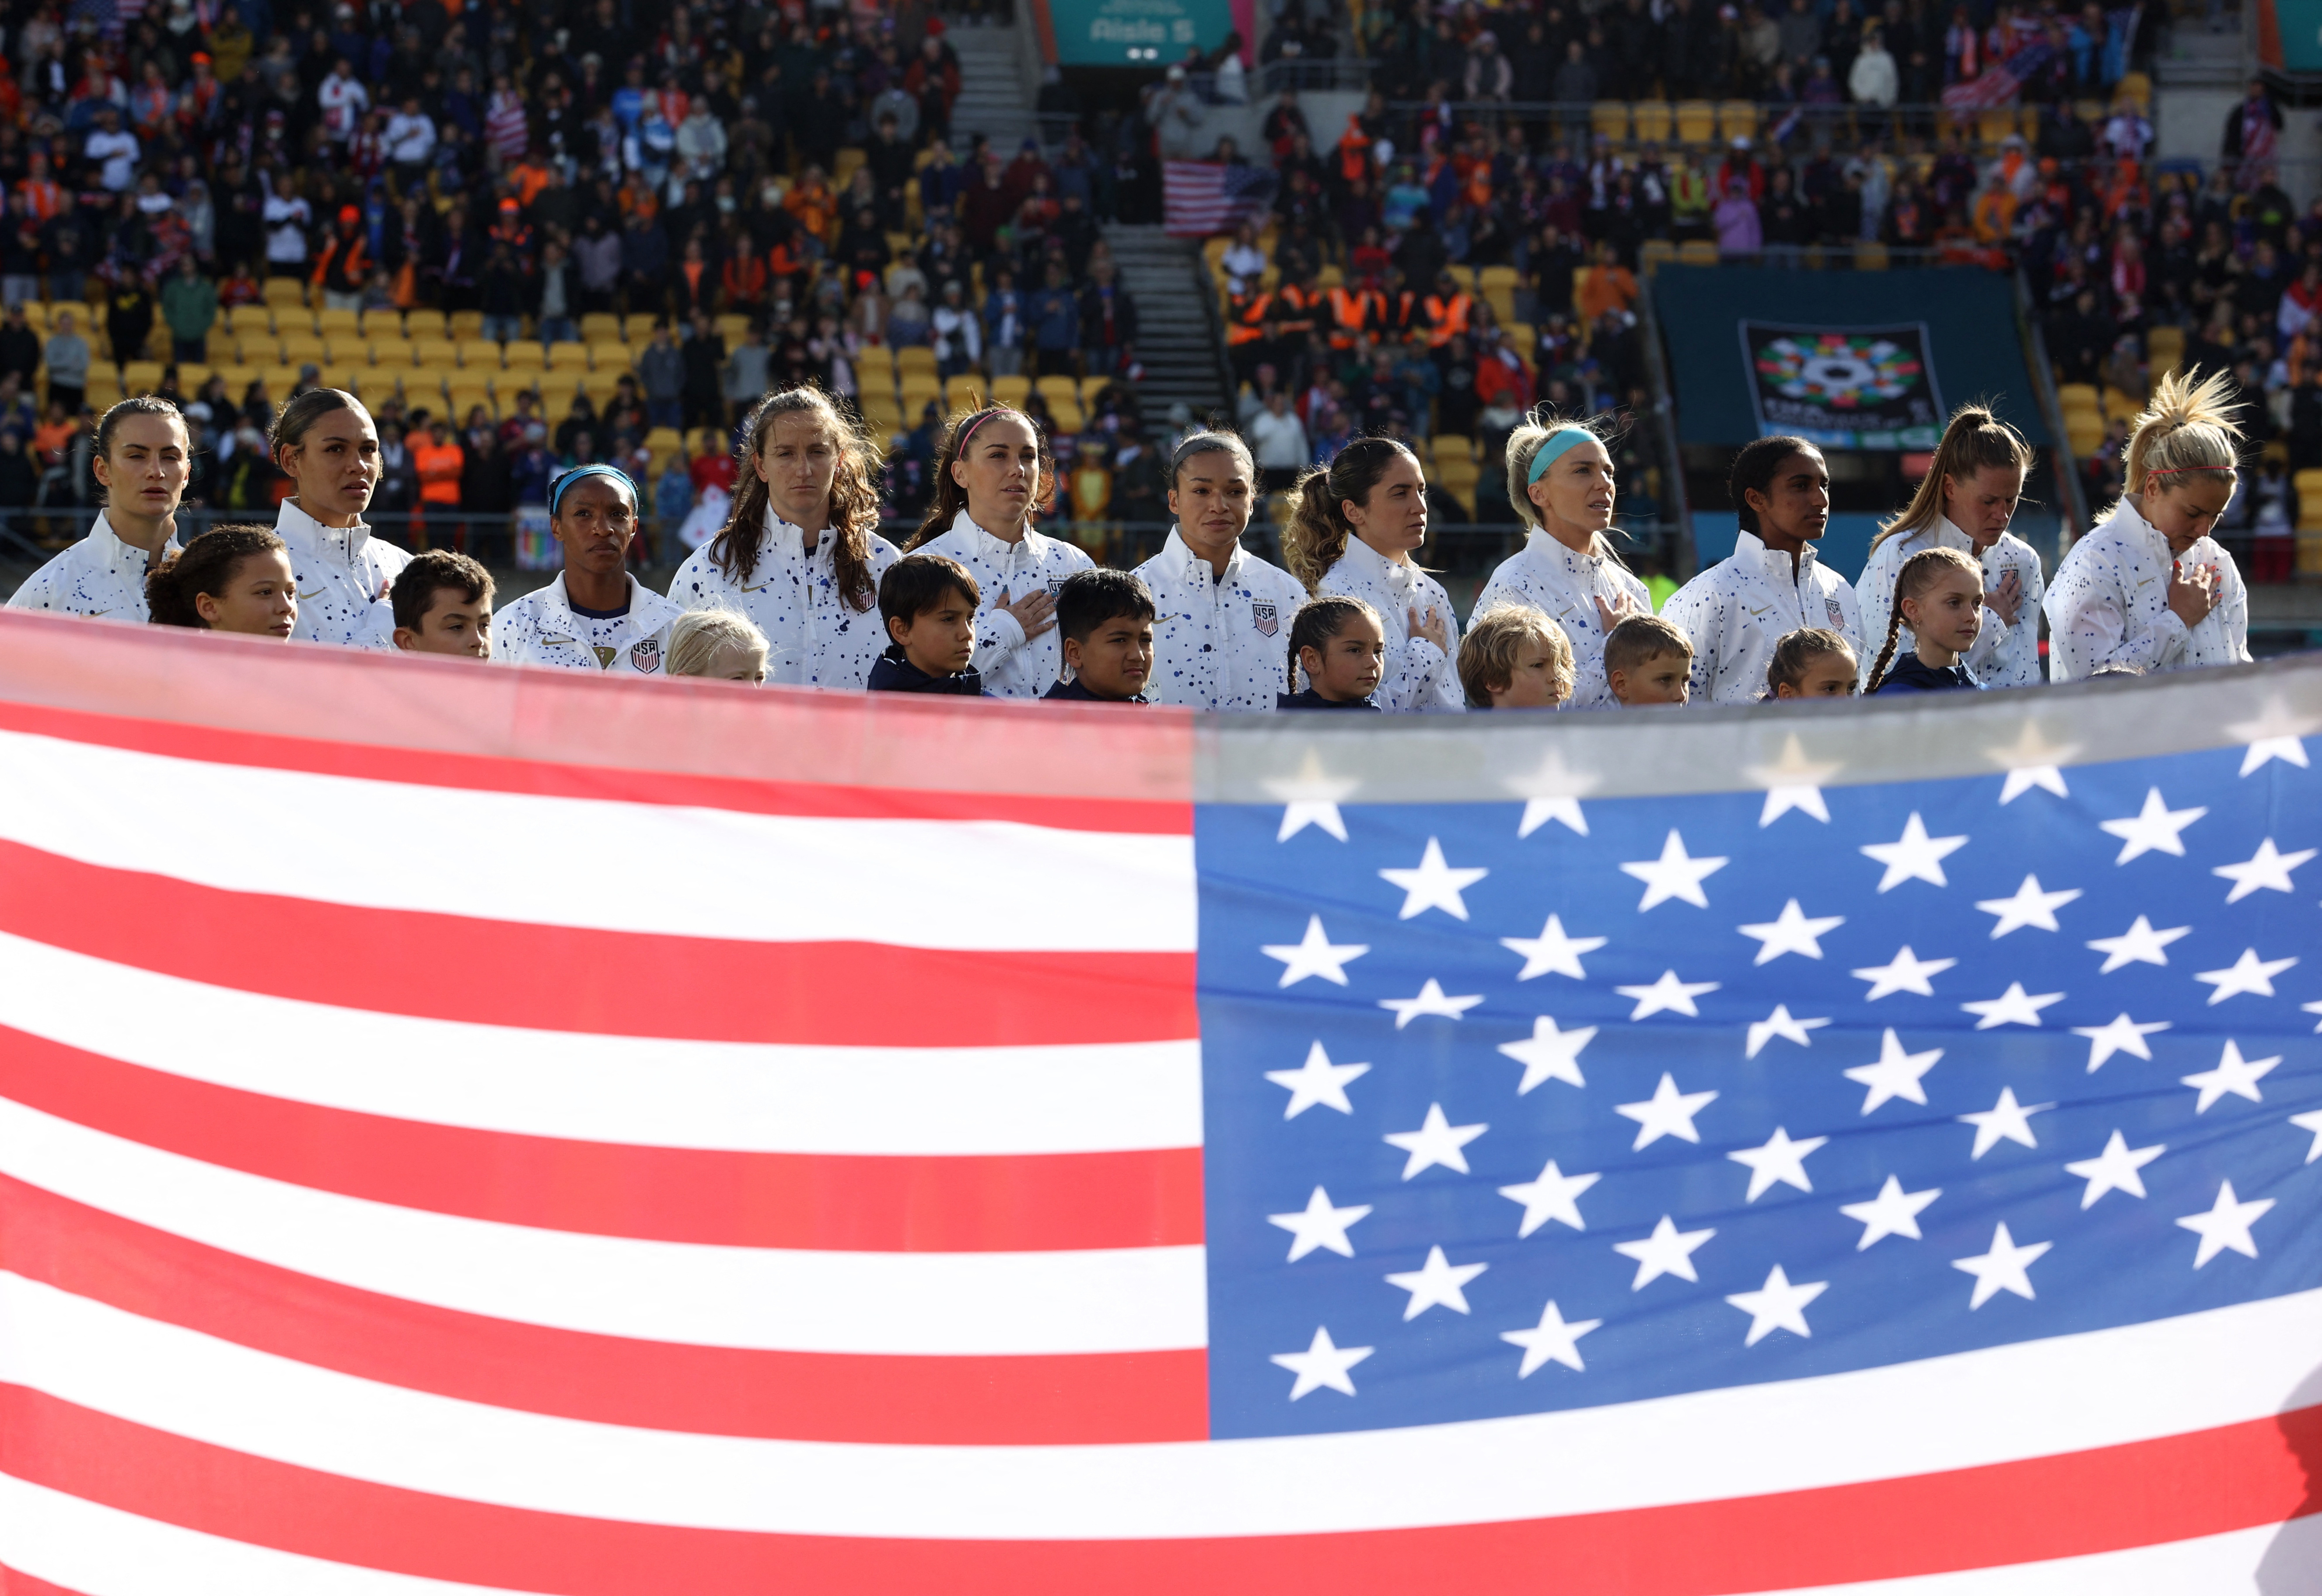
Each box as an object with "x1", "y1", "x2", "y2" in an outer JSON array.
[
  {"x1": 1504, "y1": 407, "x2": 1621, "y2": 560},
  {"x1": 1873, "y1": 402, "x2": 2032, "y2": 553},
  {"x1": 2123, "y1": 366, "x2": 2243, "y2": 498}
]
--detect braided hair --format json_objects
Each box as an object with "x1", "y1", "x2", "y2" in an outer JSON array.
[{"x1": 1864, "y1": 546, "x2": 1982, "y2": 692}]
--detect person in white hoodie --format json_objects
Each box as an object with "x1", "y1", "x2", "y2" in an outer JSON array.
[
  {"x1": 493, "y1": 465, "x2": 685, "y2": 674},
  {"x1": 1132, "y1": 429, "x2": 1307, "y2": 710},
  {"x1": 908, "y1": 404, "x2": 1092, "y2": 700},
  {"x1": 7, "y1": 396, "x2": 188, "y2": 621},
  {"x1": 2045, "y1": 367, "x2": 2250, "y2": 682},
  {"x1": 269, "y1": 388, "x2": 410, "y2": 650},
  {"x1": 1662, "y1": 435, "x2": 1866, "y2": 704},
  {"x1": 1470, "y1": 412, "x2": 1651, "y2": 707},
  {"x1": 1283, "y1": 435, "x2": 1462, "y2": 712},
  {"x1": 668, "y1": 386, "x2": 899, "y2": 690},
  {"x1": 1856, "y1": 404, "x2": 2045, "y2": 691}
]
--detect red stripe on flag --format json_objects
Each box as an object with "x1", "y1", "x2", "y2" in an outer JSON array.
[
  {"x1": 0, "y1": 844, "x2": 1199, "y2": 1048},
  {"x1": 0, "y1": 700, "x2": 1192, "y2": 835},
  {"x1": 0, "y1": 1026, "x2": 1202, "y2": 1252},
  {"x1": 0, "y1": 1177, "x2": 1210, "y2": 1446},
  {"x1": 2, "y1": 1386, "x2": 2319, "y2": 1594},
  {"x1": 0, "y1": 1567, "x2": 92, "y2": 1596}
]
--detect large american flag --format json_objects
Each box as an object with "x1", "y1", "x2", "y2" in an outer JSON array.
[
  {"x1": 0, "y1": 609, "x2": 2317, "y2": 1593},
  {"x1": 1164, "y1": 159, "x2": 1279, "y2": 238}
]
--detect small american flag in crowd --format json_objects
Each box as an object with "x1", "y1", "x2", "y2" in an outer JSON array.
[
  {"x1": 0, "y1": 611, "x2": 2316, "y2": 1593},
  {"x1": 1164, "y1": 159, "x2": 1280, "y2": 238}
]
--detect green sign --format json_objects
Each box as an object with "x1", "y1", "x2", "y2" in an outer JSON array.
[
  {"x1": 2278, "y1": 0, "x2": 2322, "y2": 69},
  {"x1": 1050, "y1": 0, "x2": 1234, "y2": 64}
]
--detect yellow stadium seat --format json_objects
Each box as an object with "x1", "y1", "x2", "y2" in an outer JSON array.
[
  {"x1": 546, "y1": 341, "x2": 591, "y2": 372},
  {"x1": 1035, "y1": 374, "x2": 1080, "y2": 410},
  {"x1": 587, "y1": 340, "x2": 630, "y2": 375},
  {"x1": 1640, "y1": 238, "x2": 1678, "y2": 275},
  {"x1": 989, "y1": 375, "x2": 1032, "y2": 409},
  {"x1": 371, "y1": 336, "x2": 415, "y2": 367},
  {"x1": 261, "y1": 364, "x2": 302, "y2": 395},
  {"x1": 2116, "y1": 71, "x2": 2151, "y2": 109},
  {"x1": 204, "y1": 328, "x2": 238, "y2": 364},
  {"x1": 1633, "y1": 102, "x2": 1673, "y2": 144},
  {"x1": 414, "y1": 336, "x2": 462, "y2": 371},
  {"x1": 895, "y1": 345, "x2": 938, "y2": 377},
  {"x1": 446, "y1": 384, "x2": 495, "y2": 422},
  {"x1": 214, "y1": 364, "x2": 259, "y2": 396},
  {"x1": 1679, "y1": 239, "x2": 1721, "y2": 267},
  {"x1": 1717, "y1": 102, "x2": 1759, "y2": 143},
  {"x1": 1976, "y1": 108, "x2": 2016, "y2": 151},
  {"x1": 448, "y1": 311, "x2": 486, "y2": 341},
  {"x1": 1433, "y1": 434, "x2": 1476, "y2": 463},
  {"x1": 279, "y1": 332, "x2": 327, "y2": 365},
  {"x1": 262, "y1": 277, "x2": 307, "y2": 310},
  {"x1": 223, "y1": 303, "x2": 271, "y2": 335},
  {"x1": 500, "y1": 342, "x2": 547, "y2": 373},
  {"x1": 120, "y1": 361, "x2": 164, "y2": 395},
  {"x1": 1674, "y1": 100, "x2": 1718, "y2": 146},
  {"x1": 2102, "y1": 388, "x2": 2143, "y2": 422},
  {"x1": 580, "y1": 312, "x2": 623, "y2": 345},
  {"x1": 321, "y1": 336, "x2": 367, "y2": 367},
  {"x1": 315, "y1": 307, "x2": 361, "y2": 340},
  {"x1": 1591, "y1": 102, "x2": 1630, "y2": 143},
  {"x1": 621, "y1": 313, "x2": 662, "y2": 343},
  {"x1": 404, "y1": 310, "x2": 448, "y2": 340},
  {"x1": 235, "y1": 334, "x2": 281, "y2": 366},
  {"x1": 945, "y1": 377, "x2": 986, "y2": 410},
  {"x1": 2056, "y1": 382, "x2": 2099, "y2": 410},
  {"x1": 714, "y1": 313, "x2": 750, "y2": 345}
]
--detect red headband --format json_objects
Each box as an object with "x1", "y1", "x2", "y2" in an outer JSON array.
[
  {"x1": 957, "y1": 408, "x2": 1004, "y2": 451},
  {"x1": 2147, "y1": 465, "x2": 2236, "y2": 476}
]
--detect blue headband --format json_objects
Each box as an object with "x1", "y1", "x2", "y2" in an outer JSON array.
[
  {"x1": 550, "y1": 464, "x2": 637, "y2": 515},
  {"x1": 1525, "y1": 426, "x2": 1597, "y2": 485}
]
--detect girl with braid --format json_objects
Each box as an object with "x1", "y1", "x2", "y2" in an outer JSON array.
[
  {"x1": 2044, "y1": 368, "x2": 2252, "y2": 682},
  {"x1": 1864, "y1": 546, "x2": 1986, "y2": 693},
  {"x1": 668, "y1": 387, "x2": 899, "y2": 690}
]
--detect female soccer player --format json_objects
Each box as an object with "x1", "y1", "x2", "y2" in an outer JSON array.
[
  {"x1": 7, "y1": 396, "x2": 190, "y2": 622},
  {"x1": 906, "y1": 404, "x2": 1092, "y2": 700},
  {"x1": 2045, "y1": 368, "x2": 2250, "y2": 681},
  {"x1": 494, "y1": 464, "x2": 686, "y2": 673},
  {"x1": 1282, "y1": 435, "x2": 1461, "y2": 712},
  {"x1": 1471, "y1": 412, "x2": 1651, "y2": 707},
  {"x1": 667, "y1": 386, "x2": 898, "y2": 689},
  {"x1": 1857, "y1": 403, "x2": 2044, "y2": 690},
  {"x1": 269, "y1": 388, "x2": 410, "y2": 650},
  {"x1": 1661, "y1": 435, "x2": 1865, "y2": 704},
  {"x1": 1130, "y1": 429, "x2": 1308, "y2": 710},
  {"x1": 146, "y1": 524, "x2": 297, "y2": 637}
]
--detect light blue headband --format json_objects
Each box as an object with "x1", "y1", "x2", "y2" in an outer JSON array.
[
  {"x1": 1526, "y1": 426, "x2": 1597, "y2": 485},
  {"x1": 550, "y1": 464, "x2": 637, "y2": 515}
]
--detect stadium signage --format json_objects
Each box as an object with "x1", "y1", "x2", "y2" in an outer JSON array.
[
  {"x1": 1052, "y1": 0, "x2": 1231, "y2": 63},
  {"x1": 1740, "y1": 321, "x2": 1945, "y2": 451}
]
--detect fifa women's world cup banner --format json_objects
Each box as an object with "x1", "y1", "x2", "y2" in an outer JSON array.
[
  {"x1": 1743, "y1": 321, "x2": 1947, "y2": 452},
  {"x1": 0, "y1": 609, "x2": 2317, "y2": 1594}
]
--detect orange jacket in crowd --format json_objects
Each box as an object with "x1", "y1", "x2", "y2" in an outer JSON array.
[{"x1": 413, "y1": 435, "x2": 465, "y2": 505}]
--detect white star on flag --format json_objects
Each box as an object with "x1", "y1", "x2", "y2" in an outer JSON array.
[
  {"x1": 1860, "y1": 812, "x2": 1969, "y2": 891},
  {"x1": 1384, "y1": 1245, "x2": 1489, "y2": 1320},
  {"x1": 1729, "y1": 1125, "x2": 1827, "y2": 1200},
  {"x1": 1499, "y1": 913, "x2": 1607, "y2": 980},
  {"x1": 1384, "y1": 1103, "x2": 1487, "y2": 1179},
  {"x1": 1736, "y1": 899, "x2": 1845, "y2": 963},
  {"x1": 1725, "y1": 1264, "x2": 1828, "y2": 1346},
  {"x1": 1851, "y1": 945, "x2": 1958, "y2": 999},
  {"x1": 1614, "y1": 1214, "x2": 1716, "y2": 1289},
  {"x1": 1270, "y1": 1326, "x2": 1372, "y2": 1399},
  {"x1": 2225, "y1": 703, "x2": 2315, "y2": 776},
  {"x1": 2193, "y1": 948, "x2": 2298, "y2": 1005},
  {"x1": 1615, "y1": 1073, "x2": 1719, "y2": 1149},
  {"x1": 1960, "y1": 982, "x2": 2065, "y2": 1029},
  {"x1": 1743, "y1": 733, "x2": 1842, "y2": 826},
  {"x1": 2176, "y1": 1180, "x2": 2276, "y2": 1267},
  {"x1": 2292, "y1": 1111, "x2": 2322, "y2": 1164},
  {"x1": 1261, "y1": 916, "x2": 1368, "y2": 987},
  {"x1": 1497, "y1": 1015, "x2": 1595, "y2": 1093},
  {"x1": 2308, "y1": 1001, "x2": 2322, "y2": 1033},
  {"x1": 1974, "y1": 875, "x2": 2082, "y2": 937},
  {"x1": 1265, "y1": 1041, "x2": 1371, "y2": 1117},
  {"x1": 2211, "y1": 839, "x2": 2316, "y2": 903},
  {"x1": 1378, "y1": 837, "x2": 1489, "y2": 920},
  {"x1": 2182, "y1": 1040, "x2": 2281, "y2": 1113},
  {"x1": 1840, "y1": 1175, "x2": 1940, "y2": 1249},
  {"x1": 1613, "y1": 969, "x2": 1721, "y2": 1019},
  {"x1": 1378, "y1": 979, "x2": 1485, "y2": 1028},
  {"x1": 1619, "y1": 830, "x2": 1729, "y2": 910},
  {"x1": 2070, "y1": 1013, "x2": 2170, "y2": 1072},
  {"x1": 1265, "y1": 749, "x2": 1359, "y2": 841},
  {"x1": 2064, "y1": 1131, "x2": 2165, "y2": 1208},
  {"x1": 1746, "y1": 1004, "x2": 1830, "y2": 1057},
  {"x1": 1953, "y1": 1222, "x2": 2051, "y2": 1308},
  {"x1": 1502, "y1": 1300, "x2": 1602, "y2": 1376},
  {"x1": 2086, "y1": 915, "x2": 2191, "y2": 972},
  {"x1": 1268, "y1": 1187, "x2": 1373, "y2": 1260},
  {"x1": 1986, "y1": 721, "x2": 2079, "y2": 802},
  {"x1": 1506, "y1": 746, "x2": 1598, "y2": 837},
  {"x1": 1498, "y1": 1159, "x2": 1600, "y2": 1236},
  {"x1": 1958, "y1": 1086, "x2": 2051, "y2": 1158},
  {"x1": 1845, "y1": 1029, "x2": 1944, "y2": 1114},
  {"x1": 2099, "y1": 788, "x2": 2207, "y2": 863}
]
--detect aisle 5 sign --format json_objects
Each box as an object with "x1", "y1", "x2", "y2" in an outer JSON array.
[{"x1": 1052, "y1": 0, "x2": 1232, "y2": 63}]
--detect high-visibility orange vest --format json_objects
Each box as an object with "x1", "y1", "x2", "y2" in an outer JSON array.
[
  {"x1": 1423, "y1": 292, "x2": 1472, "y2": 347},
  {"x1": 1272, "y1": 283, "x2": 1318, "y2": 337},
  {"x1": 413, "y1": 438, "x2": 465, "y2": 505},
  {"x1": 1325, "y1": 285, "x2": 1380, "y2": 349},
  {"x1": 1226, "y1": 290, "x2": 1273, "y2": 346}
]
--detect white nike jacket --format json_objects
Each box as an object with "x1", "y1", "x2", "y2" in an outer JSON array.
[
  {"x1": 1471, "y1": 528, "x2": 1653, "y2": 708},
  {"x1": 1132, "y1": 528, "x2": 1306, "y2": 711},
  {"x1": 1661, "y1": 529, "x2": 1866, "y2": 704},
  {"x1": 2043, "y1": 499, "x2": 2250, "y2": 682},
  {"x1": 1317, "y1": 533, "x2": 1464, "y2": 713},
  {"x1": 668, "y1": 506, "x2": 901, "y2": 690},
  {"x1": 912, "y1": 511, "x2": 1094, "y2": 700},
  {"x1": 493, "y1": 572, "x2": 688, "y2": 675},
  {"x1": 274, "y1": 499, "x2": 410, "y2": 651},
  {"x1": 1855, "y1": 516, "x2": 2046, "y2": 691},
  {"x1": 4, "y1": 511, "x2": 177, "y2": 621}
]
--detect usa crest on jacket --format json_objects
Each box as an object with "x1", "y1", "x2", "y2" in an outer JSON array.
[
  {"x1": 493, "y1": 572, "x2": 687, "y2": 675},
  {"x1": 1133, "y1": 527, "x2": 1308, "y2": 712}
]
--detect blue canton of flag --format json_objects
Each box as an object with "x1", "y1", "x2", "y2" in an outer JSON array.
[{"x1": 1196, "y1": 729, "x2": 2322, "y2": 1441}]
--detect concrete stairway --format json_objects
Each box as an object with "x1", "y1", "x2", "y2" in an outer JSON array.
[
  {"x1": 1099, "y1": 224, "x2": 1234, "y2": 424},
  {"x1": 944, "y1": 23, "x2": 1041, "y2": 155}
]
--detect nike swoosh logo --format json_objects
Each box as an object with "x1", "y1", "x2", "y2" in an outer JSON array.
[
  {"x1": 297, "y1": 587, "x2": 325, "y2": 601},
  {"x1": 737, "y1": 581, "x2": 773, "y2": 593}
]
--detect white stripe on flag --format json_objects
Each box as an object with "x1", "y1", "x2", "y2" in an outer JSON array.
[
  {"x1": 0, "y1": 1100, "x2": 1209, "y2": 1356},
  {"x1": 0, "y1": 730, "x2": 1196, "y2": 950},
  {"x1": 3, "y1": 1271, "x2": 2319, "y2": 1540},
  {"x1": 0, "y1": 932, "x2": 1204, "y2": 1156}
]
